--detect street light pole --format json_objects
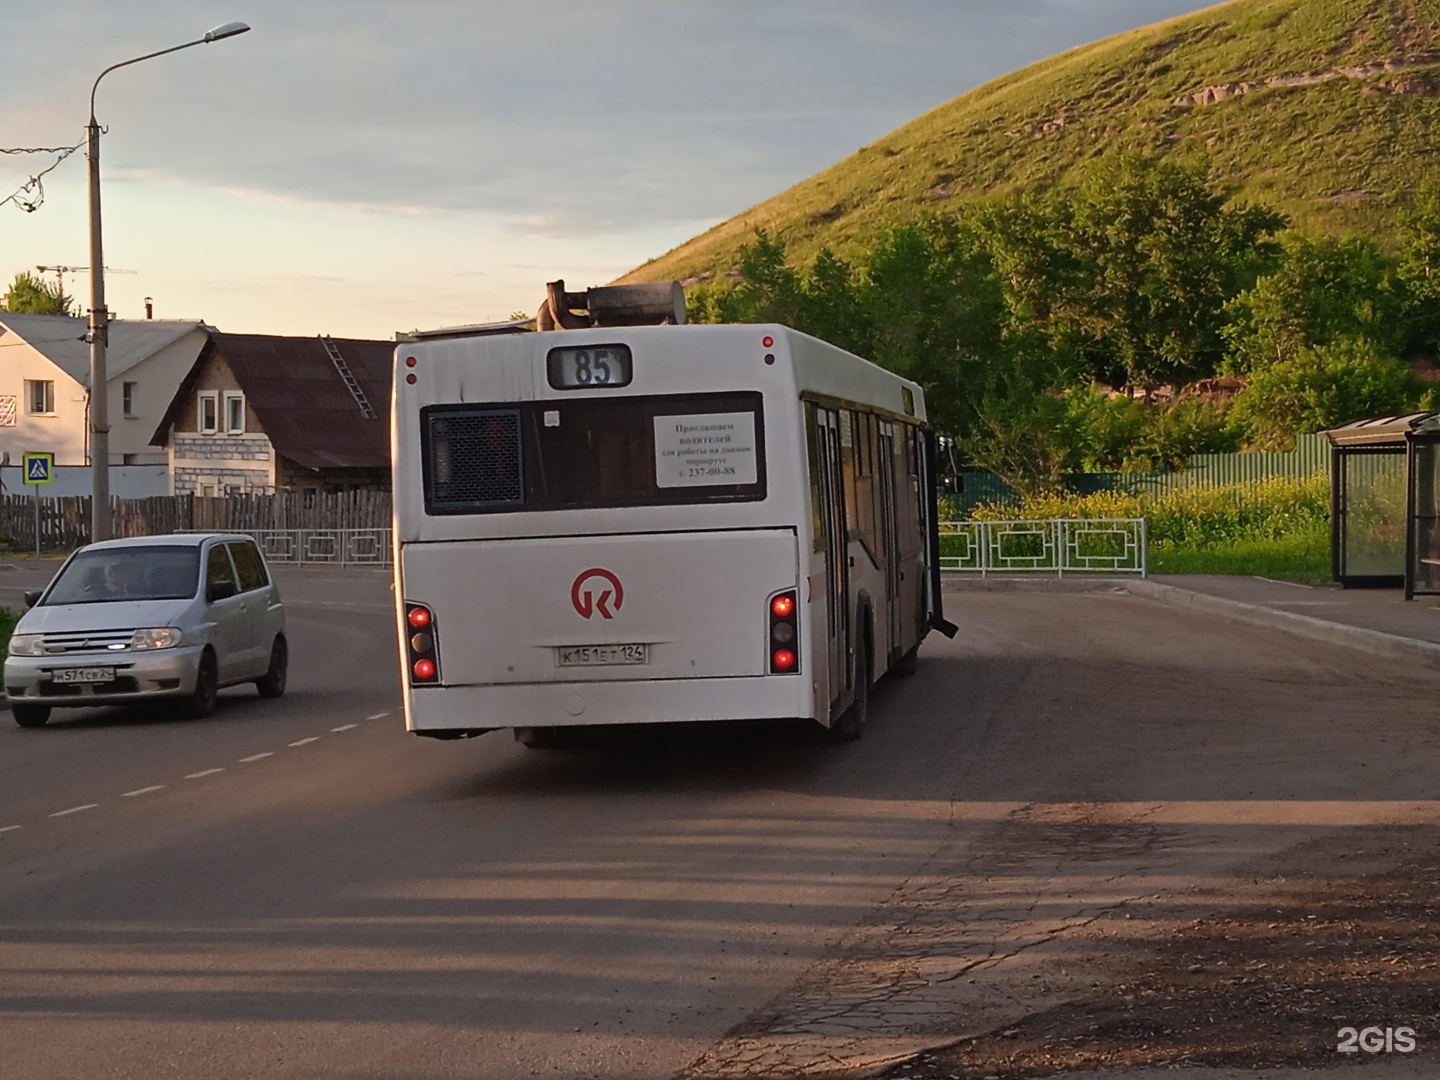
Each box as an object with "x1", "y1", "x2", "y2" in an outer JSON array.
[{"x1": 85, "y1": 21, "x2": 250, "y2": 543}]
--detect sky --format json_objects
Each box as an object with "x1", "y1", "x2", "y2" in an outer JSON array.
[{"x1": 1, "y1": 1, "x2": 1219, "y2": 340}]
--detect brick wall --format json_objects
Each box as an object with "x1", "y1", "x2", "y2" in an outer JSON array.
[{"x1": 171, "y1": 433, "x2": 274, "y2": 494}]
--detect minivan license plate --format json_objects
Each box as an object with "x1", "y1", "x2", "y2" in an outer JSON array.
[
  {"x1": 53, "y1": 667, "x2": 115, "y2": 684},
  {"x1": 556, "y1": 644, "x2": 648, "y2": 667}
]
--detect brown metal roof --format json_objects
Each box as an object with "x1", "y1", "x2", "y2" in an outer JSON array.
[{"x1": 152, "y1": 331, "x2": 392, "y2": 469}]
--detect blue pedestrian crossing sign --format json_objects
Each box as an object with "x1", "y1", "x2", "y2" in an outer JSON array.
[{"x1": 22, "y1": 452, "x2": 53, "y2": 485}]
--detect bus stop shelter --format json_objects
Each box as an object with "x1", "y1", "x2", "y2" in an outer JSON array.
[{"x1": 1322, "y1": 412, "x2": 1440, "y2": 598}]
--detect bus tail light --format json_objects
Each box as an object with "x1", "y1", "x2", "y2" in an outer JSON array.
[
  {"x1": 768, "y1": 589, "x2": 799, "y2": 675},
  {"x1": 405, "y1": 602, "x2": 440, "y2": 684}
]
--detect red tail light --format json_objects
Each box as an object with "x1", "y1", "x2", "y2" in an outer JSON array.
[
  {"x1": 405, "y1": 603, "x2": 440, "y2": 685},
  {"x1": 768, "y1": 589, "x2": 799, "y2": 675}
]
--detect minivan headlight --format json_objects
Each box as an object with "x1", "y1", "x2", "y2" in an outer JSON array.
[
  {"x1": 7, "y1": 634, "x2": 43, "y2": 657},
  {"x1": 131, "y1": 628, "x2": 183, "y2": 651}
]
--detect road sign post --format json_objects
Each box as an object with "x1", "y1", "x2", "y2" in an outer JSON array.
[{"x1": 22, "y1": 453, "x2": 53, "y2": 558}]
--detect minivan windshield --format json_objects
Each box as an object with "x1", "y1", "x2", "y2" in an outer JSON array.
[{"x1": 44, "y1": 546, "x2": 201, "y2": 605}]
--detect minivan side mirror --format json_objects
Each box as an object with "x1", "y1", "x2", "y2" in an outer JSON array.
[
  {"x1": 22, "y1": 590, "x2": 41, "y2": 609},
  {"x1": 207, "y1": 580, "x2": 238, "y2": 603}
]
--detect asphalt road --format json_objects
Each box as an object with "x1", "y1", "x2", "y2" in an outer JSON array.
[{"x1": 1, "y1": 570, "x2": 1438, "y2": 1079}]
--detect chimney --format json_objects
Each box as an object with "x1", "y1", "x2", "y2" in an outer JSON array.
[{"x1": 144, "y1": 297, "x2": 153, "y2": 320}]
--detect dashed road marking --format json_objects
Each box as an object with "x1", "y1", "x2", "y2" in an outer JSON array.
[
  {"x1": 331, "y1": 723, "x2": 358, "y2": 732},
  {"x1": 0, "y1": 825, "x2": 21, "y2": 833},
  {"x1": 49, "y1": 804, "x2": 98, "y2": 818},
  {"x1": 239, "y1": 752, "x2": 273, "y2": 763},
  {"x1": 366, "y1": 712, "x2": 390, "y2": 720},
  {"x1": 289, "y1": 737, "x2": 320, "y2": 747},
  {"x1": 184, "y1": 768, "x2": 224, "y2": 779},
  {"x1": 121, "y1": 786, "x2": 165, "y2": 798}
]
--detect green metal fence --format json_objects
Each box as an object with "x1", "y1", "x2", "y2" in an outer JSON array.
[{"x1": 949, "y1": 434, "x2": 1329, "y2": 514}]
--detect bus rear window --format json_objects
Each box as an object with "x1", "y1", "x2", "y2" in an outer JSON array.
[{"x1": 421, "y1": 392, "x2": 766, "y2": 515}]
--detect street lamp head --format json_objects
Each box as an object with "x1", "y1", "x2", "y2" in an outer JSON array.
[{"x1": 204, "y1": 22, "x2": 251, "y2": 43}]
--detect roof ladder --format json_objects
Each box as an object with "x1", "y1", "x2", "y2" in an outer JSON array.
[{"x1": 319, "y1": 335, "x2": 378, "y2": 420}]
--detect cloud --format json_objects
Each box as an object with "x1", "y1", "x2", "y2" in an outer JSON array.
[{"x1": 1, "y1": 0, "x2": 1216, "y2": 238}]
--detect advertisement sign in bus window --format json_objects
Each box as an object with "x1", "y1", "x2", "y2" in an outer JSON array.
[{"x1": 653, "y1": 412, "x2": 758, "y2": 487}]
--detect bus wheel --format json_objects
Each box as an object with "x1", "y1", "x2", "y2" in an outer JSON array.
[
  {"x1": 829, "y1": 643, "x2": 869, "y2": 742},
  {"x1": 892, "y1": 645, "x2": 919, "y2": 677},
  {"x1": 516, "y1": 726, "x2": 564, "y2": 749}
]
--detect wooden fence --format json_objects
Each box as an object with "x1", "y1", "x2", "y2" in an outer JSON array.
[{"x1": 0, "y1": 490, "x2": 393, "y2": 553}]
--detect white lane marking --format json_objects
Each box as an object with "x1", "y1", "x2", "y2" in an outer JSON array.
[
  {"x1": 0, "y1": 825, "x2": 21, "y2": 833},
  {"x1": 239, "y1": 752, "x2": 274, "y2": 763},
  {"x1": 366, "y1": 712, "x2": 390, "y2": 720},
  {"x1": 121, "y1": 785, "x2": 165, "y2": 798},
  {"x1": 1254, "y1": 575, "x2": 1316, "y2": 590},
  {"x1": 331, "y1": 723, "x2": 358, "y2": 732},
  {"x1": 184, "y1": 768, "x2": 224, "y2": 779},
  {"x1": 289, "y1": 737, "x2": 320, "y2": 747},
  {"x1": 49, "y1": 804, "x2": 98, "y2": 818}
]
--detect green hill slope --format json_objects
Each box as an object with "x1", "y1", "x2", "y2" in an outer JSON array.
[{"x1": 621, "y1": 0, "x2": 1439, "y2": 284}]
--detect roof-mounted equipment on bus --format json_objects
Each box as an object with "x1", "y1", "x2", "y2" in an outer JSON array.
[{"x1": 536, "y1": 279, "x2": 685, "y2": 331}]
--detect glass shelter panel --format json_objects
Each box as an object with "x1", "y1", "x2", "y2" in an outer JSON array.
[
  {"x1": 1341, "y1": 450, "x2": 1407, "y2": 581},
  {"x1": 1411, "y1": 442, "x2": 1440, "y2": 596}
]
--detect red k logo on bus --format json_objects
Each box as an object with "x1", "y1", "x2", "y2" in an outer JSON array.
[{"x1": 571, "y1": 568, "x2": 624, "y2": 620}]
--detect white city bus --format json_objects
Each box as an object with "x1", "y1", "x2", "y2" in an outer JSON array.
[{"x1": 391, "y1": 285, "x2": 956, "y2": 744}]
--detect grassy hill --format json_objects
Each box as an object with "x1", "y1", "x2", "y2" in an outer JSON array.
[{"x1": 621, "y1": 0, "x2": 1440, "y2": 284}]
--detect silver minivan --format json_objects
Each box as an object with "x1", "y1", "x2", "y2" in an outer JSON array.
[{"x1": 4, "y1": 533, "x2": 287, "y2": 728}]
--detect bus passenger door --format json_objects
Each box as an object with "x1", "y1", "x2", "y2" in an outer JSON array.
[
  {"x1": 810, "y1": 407, "x2": 849, "y2": 709},
  {"x1": 878, "y1": 422, "x2": 901, "y2": 664}
]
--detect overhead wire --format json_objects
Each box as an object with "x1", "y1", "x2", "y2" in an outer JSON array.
[{"x1": 0, "y1": 140, "x2": 85, "y2": 213}]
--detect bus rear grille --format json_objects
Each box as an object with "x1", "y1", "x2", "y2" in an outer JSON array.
[{"x1": 426, "y1": 409, "x2": 524, "y2": 509}]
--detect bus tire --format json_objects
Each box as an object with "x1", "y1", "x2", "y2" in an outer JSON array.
[
  {"x1": 516, "y1": 726, "x2": 564, "y2": 749},
  {"x1": 830, "y1": 641, "x2": 869, "y2": 742},
  {"x1": 892, "y1": 645, "x2": 919, "y2": 677}
]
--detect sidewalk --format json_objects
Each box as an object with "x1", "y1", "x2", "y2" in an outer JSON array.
[{"x1": 945, "y1": 573, "x2": 1440, "y2": 668}]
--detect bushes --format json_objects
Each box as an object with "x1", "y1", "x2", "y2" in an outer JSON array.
[{"x1": 969, "y1": 474, "x2": 1330, "y2": 554}]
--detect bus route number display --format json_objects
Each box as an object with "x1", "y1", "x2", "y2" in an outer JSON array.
[
  {"x1": 653, "y1": 412, "x2": 758, "y2": 487},
  {"x1": 546, "y1": 345, "x2": 633, "y2": 389}
]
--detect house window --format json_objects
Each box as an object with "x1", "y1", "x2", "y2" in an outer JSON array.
[
  {"x1": 122, "y1": 453, "x2": 137, "y2": 465},
  {"x1": 198, "y1": 391, "x2": 218, "y2": 434},
  {"x1": 123, "y1": 381, "x2": 138, "y2": 417},
  {"x1": 25, "y1": 380, "x2": 54, "y2": 415},
  {"x1": 224, "y1": 391, "x2": 245, "y2": 435}
]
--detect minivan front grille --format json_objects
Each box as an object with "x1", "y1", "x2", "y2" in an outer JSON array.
[{"x1": 39, "y1": 630, "x2": 136, "y2": 654}]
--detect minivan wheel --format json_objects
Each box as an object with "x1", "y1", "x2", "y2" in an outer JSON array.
[
  {"x1": 255, "y1": 637, "x2": 288, "y2": 699},
  {"x1": 179, "y1": 650, "x2": 219, "y2": 719},
  {"x1": 11, "y1": 703, "x2": 51, "y2": 728}
]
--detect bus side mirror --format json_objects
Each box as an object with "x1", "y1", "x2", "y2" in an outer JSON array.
[
  {"x1": 23, "y1": 590, "x2": 41, "y2": 609},
  {"x1": 207, "y1": 580, "x2": 238, "y2": 603}
]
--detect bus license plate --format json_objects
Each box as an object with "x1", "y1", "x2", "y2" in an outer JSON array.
[
  {"x1": 556, "y1": 644, "x2": 648, "y2": 667},
  {"x1": 52, "y1": 667, "x2": 115, "y2": 684}
]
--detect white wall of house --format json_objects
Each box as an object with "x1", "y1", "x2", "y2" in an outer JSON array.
[
  {"x1": 0, "y1": 323, "x2": 207, "y2": 469},
  {"x1": 0, "y1": 349, "x2": 89, "y2": 466},
  {"x1": 108, "y1": 326, "x2": 210, "y2": 466}
]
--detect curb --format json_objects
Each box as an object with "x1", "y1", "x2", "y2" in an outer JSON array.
[
  {"x1": 944, "y1": 573, "x2": 1440, "y2": 669},
  {"x1": 1124, "y1": 578, "x2": 1440, "y2": 670}
]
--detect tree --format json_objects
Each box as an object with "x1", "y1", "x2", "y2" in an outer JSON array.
[
  {"x1": 0, "y1": 271, "x2": 77, "y2": 316},
  {"x1": 980, "y1": 155, "x2": 1286, "y2": 392},
  {"x1": 1229, "y1": 336, "x2": 1421, "y2": 449},
  {"x1": 1397, "y1": 181, "x2": 1440, "y2": 351},
  {"x1": 1223, "y1": 235, "x2": 1407, "y2": 372}
]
